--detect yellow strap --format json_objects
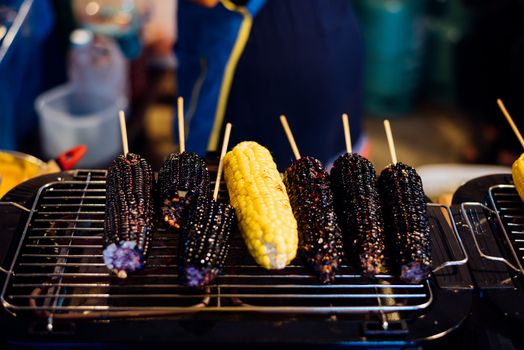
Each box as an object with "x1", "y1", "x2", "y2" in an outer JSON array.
[{"x1": 207, "y1": 0, "x2": 253, "y2": 151}]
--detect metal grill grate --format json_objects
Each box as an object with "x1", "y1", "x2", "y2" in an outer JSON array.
[
  {"x1": 0, "y1": 171, "x2": 465, "y2": 321},
  {"x1": 488, "y1": 185, "x2": 524, "y2": 272}
]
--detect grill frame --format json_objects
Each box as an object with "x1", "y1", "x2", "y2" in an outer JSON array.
[
  {"x1": 488, "y1": 185, "x2": 524, "y2": 272},
  {"x1": 452, "y1": 174, "x2": 524, "y2": 350},
  {"x1": 460, "y1": 185, "x2": 524, "y2": 276},
  {"x1": 0, "y1": 170, "x2": 474, "y2": 345}
]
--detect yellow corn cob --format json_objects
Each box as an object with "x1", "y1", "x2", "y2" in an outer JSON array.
[
  {"x1": 223, "y1": 141, "x2": 298, "y2": 269},
  {"x1": 513, "y1": 153, "x2": 524, "y2": 202}
]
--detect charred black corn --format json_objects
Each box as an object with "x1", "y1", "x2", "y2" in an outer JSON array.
[
  {"x1": 103, "y1": 153, "x2": 155, "y2": 278},
  {"x1": 179, "y1": 197, "x2": 236, "y2": 288},
  {"x1": 283, "y1": 156, "x2": 343, "y2": 283},
  {"x1": 378, "y1": 162, "x2": 432, "y2": 283},
  {"x1": 330, "y1": 153, "x2": 387, "y2": 277},
  {"x1": 158, "y1": 152, "x2": 210, "y2": 230},
  {"x1": 223, "y1": 141, "x2": 298, "y2": 269}
]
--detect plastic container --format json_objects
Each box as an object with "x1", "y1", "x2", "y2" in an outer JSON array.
[
  {"x1": 68, "y1": 29, "x2": 128, "y2": 109},
  {"x1": 35, "y1": 84, "x2": 127, "y2": 168}
]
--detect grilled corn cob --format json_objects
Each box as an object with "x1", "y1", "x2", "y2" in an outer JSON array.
[
  {"x1": 103, "y1": 153, "x2": 155, "y2": 278},
  {"x1": 283, "y1": 156, "x2": 343, "y2": 283},
  {"x1": 223, "y1": 141, "x2": 298, "y2": 269},
  {"x1": 378, "y1": 162, "x2": 432, "y2": 283},
  {"x1": 331, "y1": 153, "x2": 387, "y2": 277},
  {"x1": 179, "y1": 197, "x2": 236, "y2": 288},
  {"x1": 158, "y1": 152, "x2": 210, "y2": 230},
  {"x1": 513, "y1": 153, "x2": 524, "y2": 202}
]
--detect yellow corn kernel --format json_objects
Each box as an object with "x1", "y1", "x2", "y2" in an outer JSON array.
[
  {"x1": 512, "y1": 153, "x2": 524, "y2": 202},
  {"x1": 223, "y1": 141, "x2": 298, "y2": 269}
]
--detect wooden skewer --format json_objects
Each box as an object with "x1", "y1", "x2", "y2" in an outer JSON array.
[
  {"x1": 177, "y1": 96, "x2": 186, "y2": 153},
  {"x1": 384, "y1": 119, "x2": 398, "y2": 165},
  {"x1": 280, "y1": 115, "x2": 301, "y2": 160},
  {"x1": 119, "y1": 110, "x2": 129, "y2": 156},
  {"x1": 342, "y1": 113, "x2": 352, "y2": 154},
  {"x1": 497, "y1": 98, "x2": 524, "y2": 149},
  {"x1": 213, "y1": 123, "x2": 232, "y2": 201}
]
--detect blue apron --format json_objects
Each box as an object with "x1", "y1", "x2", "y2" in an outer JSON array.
[
  {"x1": 176, "y1": 0, "x2": 266, "y2": 155},
  {"x1": 176, "y1": 0, "x2": 364, "y2": 170}
]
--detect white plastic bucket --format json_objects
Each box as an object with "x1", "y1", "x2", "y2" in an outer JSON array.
[{"x1": 35, "y1": 84, "x2": 128, "y2": 168}]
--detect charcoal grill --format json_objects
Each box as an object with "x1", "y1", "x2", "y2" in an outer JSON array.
[{"x1": 0, "y1": 170, "x2": 472, "y2": 348}]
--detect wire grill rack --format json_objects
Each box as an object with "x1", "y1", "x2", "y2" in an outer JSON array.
[
  {"x1": 488, "y1": 185, "x2": 524, "y2": 271},
  {"x1": 1, "y1": 170, "x2": 465, "y2": 322}
]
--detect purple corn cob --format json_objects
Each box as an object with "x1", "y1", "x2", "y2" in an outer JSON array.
[
  {"x1": 378, "y1": 162, "x2": 432, "y2": 283},
  {"x1": 158, "y1": 152, "x2": 210, "y2": 230},
  {"x1": 179, "y1": 196, "x2": 236, "y2": 288},
  {"x1": 283, "y1": 156, "x2": 344, "y2": 284},
  {"x1": 330, "y1": 153, "x2": 387, "y2": 277},
  {"x1": 103, "y1": 153, "x2": 155, "y2": 278}
]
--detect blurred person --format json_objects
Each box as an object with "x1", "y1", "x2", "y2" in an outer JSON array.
[
  {"x1": 458, "y1": 0, "x2": 524, "y2": 165},
  {"x1": 175, "y1": 0, "x2": 366, "y2": 169},
  {"x1": 142, "y1": 0, "x2": 177, "y2": 64}
]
